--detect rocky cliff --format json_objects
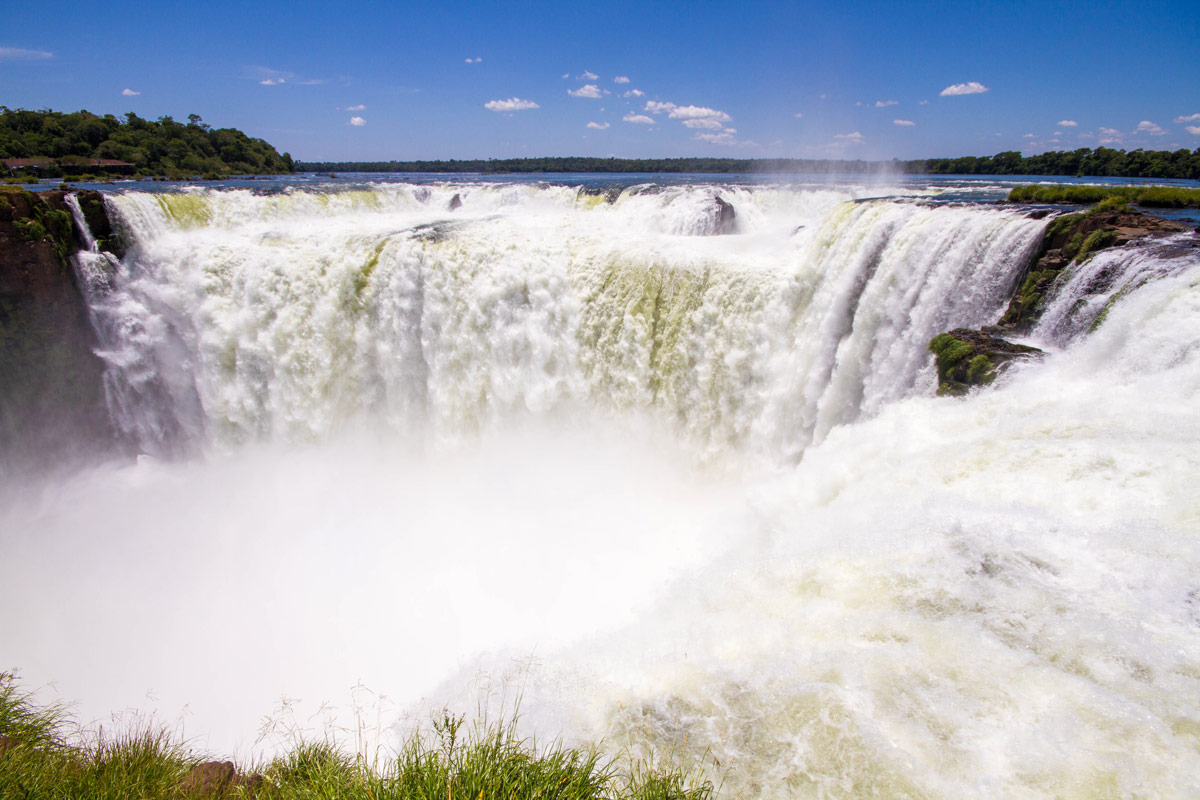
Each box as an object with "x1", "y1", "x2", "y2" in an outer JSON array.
[{"x1": 0, "y1": 188, "x2": 120, "y2": 474}]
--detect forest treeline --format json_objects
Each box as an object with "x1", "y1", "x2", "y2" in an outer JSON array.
[
  {"x1": 3, "y1": 108, "x2": 1198, "y2": 180},
  {"x1": 0, "y1": 108, "x2": 293, "y2": 179},
  {"x1": 301, "y1": 148, "x2": 1200, "y2": 180}
]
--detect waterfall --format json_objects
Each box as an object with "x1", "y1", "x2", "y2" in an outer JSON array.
[
  {"x1": 96, "y1": 184, "x2": 1046, "y2": 461},
  {"x1": 6, "y1": 181, "x2": 1199, "y2": 797}
]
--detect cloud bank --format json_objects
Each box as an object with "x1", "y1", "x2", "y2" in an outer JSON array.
[
  {"x1": 0, "y1": 47, "x2": 53, "y2": 61},
  {"x1": 485, "y1": 97, "x2": 539, "y2": 112},
  {"x1": 569, "y1": 84, "x2": 604, "y2": 99},
  {"x1": 940, "y1": 81, "x2": 989, "y2": 96}
]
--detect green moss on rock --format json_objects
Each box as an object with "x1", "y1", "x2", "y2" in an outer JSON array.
[{"x1": 929, "y1": 329, "x2": 1041, "y2": 396}]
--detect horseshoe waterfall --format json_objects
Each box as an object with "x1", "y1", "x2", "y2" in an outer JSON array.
[{"x1": 3, "y1": 180, "x2": 1199, "y2": 798}]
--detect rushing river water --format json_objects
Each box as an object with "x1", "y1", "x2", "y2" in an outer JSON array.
[{"x1": 3, "y1": 175, "x2": 1200, "y2": 797}]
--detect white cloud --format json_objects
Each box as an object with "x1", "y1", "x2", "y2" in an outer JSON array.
[
  {"x1": 586, "y1": 121, "x2": 610, "y2": 130},
  {"x1": 819, "y1": 93, "x2": 828, "y2": 100},
  {"x1": 1024, "y1": 133, "x2": 1036, "y2": 138},
  {"x1": 623, "y1": 89, "x2": 644, "y2": 98},
  {"x1": 0, "y1": 47, "x2": 53, "y2": 60},
  {"x1": 1098, "y1": 126, "x2": 1124, "y2": 145},
  {"x1": 940, "y1": 81, "x2": 989, "y2": 96},
  {"x1": 1058, "y1": 119, "x2": 1078, "y2": 127},
  {"x1": 834, "y1": 131, "x2": 864, "y2": 144},
  {"x1": 613, "y1": 76, "x2": 630, "y2": 84},
  {"x1": 918, "y1": 99, "x2": 929, "y2": 105},
  {"x1": 561, "y1": 73, "x2": 570, "y2": 79},
  {"x1": 667, "y1": 104, "x2": 731, "y2": 123},
  {"x1": 875, "y1": 99, "x2": 898, "y2": 108},
  {"x1": 1174, "y1": 113, "x2": 1200, "y2": 123},
  {"x1": 793, "y1": 112, "x2": 803, "y2": 118},
  {"x1": 465, "y1": 57, "x2": 482, "y2": 63},
  {"x1": 855, "y1": 101, "x2": 863, "y2": 106},
  {"x1": 345, "y1": 104, "x2": 366, "y2": 111},
  {"x1": 485, "y1": 97, "x2": 539, "y2": 112},
  {"x1": 893, "y1": 119, "x2": 915, "y2": 126},
  {"x1": 568, "y1": 84, "x2": 604, "y2": 99},
  {"x1": 578, "y1": 70, "x2": 598, "y2": 81},
  {"x1": 251, "y1": 66, "x2": 298, "y2": 86},
  {"x1": 122, "y1": 88, "x2": 140, "y2": 96},
  {"x1": 693, "y1": 132, "x2": 737, "y2": 145},
  {"x1": 1187, "y1": 126, "x2": 1200, "y2": 136},
  {"x1": 348, "y1": 116, "x2": 366, "y2": 126},
  {"x1": 623, "y1": 113, "x2": 654, "y2": 124},
  {"x1": 682, "y1": 118, "x2": 725, "y2": 130},
  {"x1": 644, "y1": 100, "x2": 676, "y2": 115},
  {"x1": 1135, "y1": 120, "x2": 1166, "y2": 136}
]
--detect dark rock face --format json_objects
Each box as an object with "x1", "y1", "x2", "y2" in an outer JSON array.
[
  {"x1": 710, "y1": 196, "x2": 738, "y2": 235},
  {"x1": 584, "y1": 185, "x2": 624, "y2": 204},
  {"x1": 180, "y1": 761, "x2": 236, "y2": 795},
  {"x1": 448, "y1": 193, "x2": 463, "y2": 211},
  {"x1": 0, "y1": 188, "x2": 119, "y2": 475},
  {"x1": 179, "y1": 760, "x2": 263, "y2": 797},
  {"x1": 929, "y1": 328, "x2": 1042, "y2": 396}
]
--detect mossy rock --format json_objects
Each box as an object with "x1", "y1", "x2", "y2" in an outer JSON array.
[{"x1": 929, "y1": 328, "x2": 1042, "y2": 396}]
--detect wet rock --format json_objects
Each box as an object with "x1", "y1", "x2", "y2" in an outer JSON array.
[
  {"x1": 711, "y1": 196, "x2": 738, "y2": 235},
  {"x1": 929, "y1": 328, "x2": 1042, "y2": 396},
  {"x1": 448, "y1": 193, "x2": 463, "y2": 211},
  {"x1": 580, "y1": 185, "x2": 624, "y2": 204}
]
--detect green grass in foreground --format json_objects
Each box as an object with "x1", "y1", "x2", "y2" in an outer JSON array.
[
  {"x1": 0, "y1": 673, "x2": 713, "y2": 799},
  {"x1": 1007, "y1": 183, "x2": 1200, "y2": 208}
]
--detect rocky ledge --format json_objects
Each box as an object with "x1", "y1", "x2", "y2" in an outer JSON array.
[
  {"x1": 929, "y1": 205, "x2": 1194, "y2": 396},
  {"x1": 929, "y1": 329, "x2": 1042, "y2": 396}
]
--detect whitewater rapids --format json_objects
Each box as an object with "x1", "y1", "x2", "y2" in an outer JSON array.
[{"x1": 2, "y1": 180, "x2": 1199, "y2": 798}]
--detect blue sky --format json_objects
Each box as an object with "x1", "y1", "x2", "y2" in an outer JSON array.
[{"x1": 3, "y1": 0, "x2": 1199, "y2": 162}]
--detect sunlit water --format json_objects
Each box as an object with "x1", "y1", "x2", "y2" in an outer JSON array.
[{"x1": 2, "y1": 178, "x2": 1199, "y2": 797}]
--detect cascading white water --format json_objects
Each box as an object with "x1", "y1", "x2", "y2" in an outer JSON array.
[
  {"x1": 1032, "y1": 231, "x2": 1200, "y2": 346},
  {"x1": 4, "y1": 181, "x2": 1199, "y2": 798},
  {"x1": 92, "y1": 184, "x2": 1043, "y2": 461}
]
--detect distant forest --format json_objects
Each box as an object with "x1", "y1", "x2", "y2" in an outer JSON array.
[
  {"x1": 0, "y1": 108, "x2": 294, "y2": 179},
  {"x1": 3, "y1": 108, "x2": 1197, "y2": 181},
  {"x1": 301, "y1": 148, "x2": 1200, "y2": 180}
]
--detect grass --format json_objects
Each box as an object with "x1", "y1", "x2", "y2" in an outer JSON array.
[
  {"x1": 0, "y1": 673, "x2": 714, "y2": 799},
  {"x1": 1007, "y1": 183, "x2": 1200, "y2": 208}
]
